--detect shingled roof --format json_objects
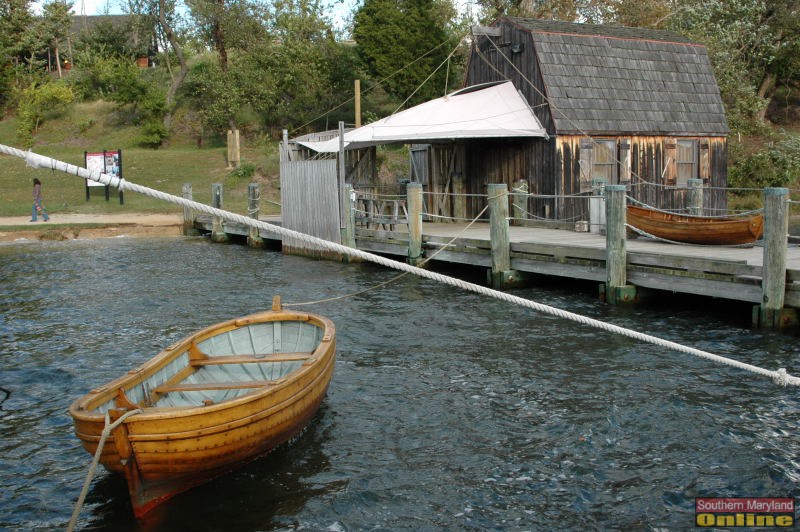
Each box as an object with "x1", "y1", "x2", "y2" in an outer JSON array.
[{"x1": 502, "y1": 17, "x2": 729, "y2": 136}]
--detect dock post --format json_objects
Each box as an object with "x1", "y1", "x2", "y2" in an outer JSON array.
[
  {"x1": 687, "y1": 179, "x2": 704, "y2": 215},
  {"x1": 407, "y1": 182, "x2": 424, "y2": 266},
  {"x1": 182, "y1": 183, "x2": 198, "y2": 236},
  {"x1": 590, "y1": 178, "x2": 607, "y2": 234},
  {"x1": 755, "y1": 187, "x2": 796, "y2": 328},
  {"x1": 511, "y1": 179, "x2": 528, "y2": 226},
  {"x1": 603, "y1": 184, "x2": 636, "y2": 304},
  {"x1": 211, "y1": 183, "x2": 228, "y2": 243},
  {"x1": 342, "y1": 183, "x2": 357, "y2": 249},
  {"x1": 487, "y1": 183, "x2": 525, "y2": 288},
  {"x1": 247, "y1": 182, "x2": 264, "y2": 248}
]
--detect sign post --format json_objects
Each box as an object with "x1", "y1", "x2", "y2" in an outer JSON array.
[{"x1": 85, "y1": 150, "x2": 123, "y2": 204}]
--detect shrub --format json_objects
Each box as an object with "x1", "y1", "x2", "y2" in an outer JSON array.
[
  {"x1": 16, "y1": 81, "x2": 74, "y2": 148},
  {"x1": 729, "y1": 132, "x2": 800, "y2": 194},
  {"x1": 227, "y1": 162, "x2": 256, "y2": 184}
]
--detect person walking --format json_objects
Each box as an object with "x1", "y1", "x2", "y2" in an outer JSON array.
[{"x1": 31, "y1": 178, "x2": 50, "y2": 222}]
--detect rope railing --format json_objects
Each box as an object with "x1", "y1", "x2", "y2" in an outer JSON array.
[{"x1": 2, "y1": 144, "x2": 797, "y2": 388}]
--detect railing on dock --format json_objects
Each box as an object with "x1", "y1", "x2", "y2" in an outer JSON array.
[{"x1": 187, "y1": 179, "x2": 799, "y2": 330}]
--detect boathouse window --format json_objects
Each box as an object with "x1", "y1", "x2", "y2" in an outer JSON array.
[{"x1": 676, "y1": 140, "x2": 698, "y2": 187}]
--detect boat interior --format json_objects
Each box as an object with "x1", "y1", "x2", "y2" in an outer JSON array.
[{"x1": 92, "y1": 320, "x2": 325, "y2": 412}]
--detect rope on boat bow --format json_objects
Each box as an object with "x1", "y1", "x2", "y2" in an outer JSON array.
[
  {"x1": 2, "y1": 144, "x2": 798, "y2": 388},
  {"x1": 67, "y1": 408, "x2": 142, "y2": 532}
]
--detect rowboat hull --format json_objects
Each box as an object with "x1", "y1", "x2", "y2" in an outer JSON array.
[
  {"x1": 69, "y1": 303, "x2": 336, "y2": 518},
  {"x1": 626, "y1": 205, "x2": 764, "y2": 245}
]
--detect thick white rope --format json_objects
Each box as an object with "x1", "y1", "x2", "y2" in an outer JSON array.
[
  {"x1": 67, "y1": 408, "x2": 142, "y2": 532},
  {"x1": 3, "y1": 144, "x2": 798, "y2": 387}
]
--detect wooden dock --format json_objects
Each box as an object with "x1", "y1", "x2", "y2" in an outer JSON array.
[
  {"x1": 192, "y1": 214, "x2": 800, "y2": 309},
  {"x1": 360, "y1": 223, "x2": 800, "y2": 307},
  {"x1": 188, "y1": 181, "x2": 798, "y2": 328}
]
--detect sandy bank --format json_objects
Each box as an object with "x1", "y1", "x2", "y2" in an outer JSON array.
[{"x1": 0, "y1": 213, "x2": 184, "y2": 242}]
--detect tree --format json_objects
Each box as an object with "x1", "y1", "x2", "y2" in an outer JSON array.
[
  {"x1": 353, "y1": 0, "x2": 458, "y2": 107},
  {"x1": 156, "y1": 0, "x2": 190, "y2": 130},
  {"x1": 185, "y1": 0, "x2": 270, "y2": 132},
  {"x1": 41, "y1": 0, "x2": 74, "y2": 78},
  {"x1": 669, "y1": 0, "x2": 800, "y2": 130}
]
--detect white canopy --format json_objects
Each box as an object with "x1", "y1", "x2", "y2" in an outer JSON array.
[{"x1": 297, "y1": 81, "x2": 548, "y2": 153}]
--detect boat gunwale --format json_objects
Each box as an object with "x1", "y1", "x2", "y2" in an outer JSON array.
[
  {"x1": 72, "y1": 347, "x2": 337, "y2": 443},
  {"x1": 68, "y1": 309, "x2": 335, "y2": 424}
]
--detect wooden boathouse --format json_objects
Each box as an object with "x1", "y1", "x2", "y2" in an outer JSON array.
[{"x1": 461, "y1": 17, "x2": 730, "y2": 222}]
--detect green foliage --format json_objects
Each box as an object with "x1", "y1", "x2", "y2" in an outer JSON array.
[
  {"x1": 69, "y1": 51, "x2": 139, "y2": 100},
  {"x1": 135, "y1": 90, "x2": 169, "y2": 147},
  {"x1": 227, "y1": 161, "x2": 256, "y2": 184},
  {"x1": 353, "y1": 0, "x2": 459, "y2": 106},
  {"x1": 67, "y1": 51, "x2": 168, "y2": 147},
  {"x1": 15, "y1": 81, "x2": 74, "y2": 148},
  {"x1": 729, "y1": 132, "x2": 800, "y2": 193},
  {"x1": 670, "y1": 0, "x2": 800, "y2": 132}
]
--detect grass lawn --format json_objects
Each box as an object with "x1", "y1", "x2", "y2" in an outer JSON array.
[{"x1": 0, "y1": 103, "x2": 282, "y2": 218}]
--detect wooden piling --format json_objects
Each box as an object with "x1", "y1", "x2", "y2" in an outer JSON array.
[
  {"x1": 354, "y1": 80, "x2": 362, "y2": 128},
  {"x1": 407, "y1": 183, "x2": 424, "y2": 266},
  {"x1": 338, "y1": 121, "x2": 347, "y2": 230},
  {"x1": 211, "y1": 183, "x2": 228, "y2": 243},
  {"x1": 603, "y1": 184, "x2": 636, "y2": 304},
  {"x1": 756, "y1": 187, "x2": 796, "y2": 328},
  {"x1": 453, "y1": 178, "x2": 466, "y2": 223},
  {"x1": 687, "y1": 179, "x2": 703, "y2": 215},
  {"x1": 511, "y1": 180, "x2": 528, "y2": 226},
  {"x1": 182, "y1": 183, "x2": 198, "y2": 236},
  {"x1": 247, "y1": 182, "x2": 264, "y2": 248},
  {"x1": 342, "y1": 184, "x2": 357, "y2": 249},
  {"x1": 487, "y1": 183, "x2": 525, "y2": 288},
  {"x1": 227, "y1": 129, "x2": 240, "y2": 168}
]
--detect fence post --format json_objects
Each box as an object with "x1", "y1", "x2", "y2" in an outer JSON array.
[
  {"x1": 603, "y1": 184, "x2": 636, "y2": 304},
  {"x1": 247, "y1": 182, "x2": 264, "y2": 248},
  {"x1": 687, "y1": 179, "x2": 704, "y2": 215},
  {"x1": 590, "y1": 178, "x2": 607, "y2": 234},
  {"x1": 211, "y1": 183, "x2": 228, "y2": 243},
  {"x1": 182, "y1": 183, "x2": 197, "y2": 236},
  {"x1": 407, "y1": 183, "x2": 424, "y2": 266},
  {"x1": 511, "y1": 179, "x2": 528, "y2": 226},
  {"x1": 756, "y1": 187, "x2": 796, "y2": 329}
]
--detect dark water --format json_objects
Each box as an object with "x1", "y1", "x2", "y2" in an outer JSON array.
[{"x1": 0, "y1": 236, "x2": 797, "y2": 531}]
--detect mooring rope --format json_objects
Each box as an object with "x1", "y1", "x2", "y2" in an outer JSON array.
[
  {"x1": 67, "y1": 408, "x2": 142, "y2": 532},
  {"x1": 2, "y1": 144, "x2": 797, "y2": 387}
]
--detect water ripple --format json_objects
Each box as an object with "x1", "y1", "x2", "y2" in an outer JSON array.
[{"x1": 0, "y1": 237, "x2": 797, "y2": 531}]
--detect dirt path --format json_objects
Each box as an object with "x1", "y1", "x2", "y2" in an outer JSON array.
[{"x1": 0, "y1": 213, "x2": 184, "y2": 242}]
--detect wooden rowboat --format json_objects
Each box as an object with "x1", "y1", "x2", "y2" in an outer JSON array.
[
  {"x1": 69, "y1": 297, "x2": 335, "y2": 518},
  {"x1": 626, "y1": 205, "x2": 764, "y2": 245}
]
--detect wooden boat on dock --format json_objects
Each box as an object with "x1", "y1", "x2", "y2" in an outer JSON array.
[
  {"x1": 69, "y1": 296, "x2": 336, "y2": 518},
  {"x1": 626, "y1": 205, "x2": 764, "y2": 245}
]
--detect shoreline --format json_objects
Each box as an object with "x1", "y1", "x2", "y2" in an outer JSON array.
[{"x1": 0, "y1": 213, "x2": 184, "y2": 243}]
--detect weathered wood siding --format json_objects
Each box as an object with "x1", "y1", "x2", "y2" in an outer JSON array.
[
  {"x1": 557, "y1": 135, "x2": 727, "y2": 220},
  {"x1": 461, "y1": 138, "x2": 554, "y2": 220},
  {"x1": 463, "y1": 19, "x2": 730, "y2": 222},
  {"x1": 465, "y1": 25, "x2": 553, "y2": 134},
  {"x1": 279, "y1": 160, "x2": 341, "y2": 257}
]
